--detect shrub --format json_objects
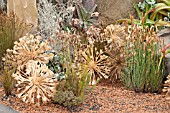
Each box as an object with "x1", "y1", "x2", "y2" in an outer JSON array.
[{"x1": 37, "y1": 0, "x2": 74, "y2": 37}]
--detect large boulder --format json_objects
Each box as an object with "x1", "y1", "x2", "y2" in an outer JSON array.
[
  {"x1": 157, "y1": 28, "x2": 170, "y2": 76},
  {"x1": 7, "y1": 0, "x2": 38, "y2": 27},
  {"x1": 95, "y1": 0, "x2": 143, "y2": 21}
]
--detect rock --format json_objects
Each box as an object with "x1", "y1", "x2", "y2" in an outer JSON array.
[
  {"x1": 7, "y1": 0, "x2": 38, "y2": 27},
  {"x1": 158, "y1": 28, "x2": 170, "y2": 76},
  {"x1": 95, "y1": 0, "x2": 143, "y2": 20},
  {"x1": 0, "y1": 104, "x2": 19, "y2": 113},
  {"x1": 158, "y1": 28, "x2": 170, "y2": 57}
]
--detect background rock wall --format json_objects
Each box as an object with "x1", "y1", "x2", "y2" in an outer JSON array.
[{"x1": 95, "y1": 0, "x2": 143, "y2": 20}]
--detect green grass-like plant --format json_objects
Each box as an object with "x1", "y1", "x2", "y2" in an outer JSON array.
[
  {"x1": 0, "y1": 12, "x2": 30, "y2": 62},
  {"x1": 122, "y1": 21, "x2": 165, "y2": 93}
]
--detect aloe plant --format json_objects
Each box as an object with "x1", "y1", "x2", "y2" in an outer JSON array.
[
  {"x1": 75, "y1": 0, "x2": 97, "y2": 28},
  {"x1": 118, "y1": 0, "x2": 170, "y2": 28}
]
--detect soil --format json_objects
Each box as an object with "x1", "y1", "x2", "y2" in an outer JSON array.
[{"x1": 0, "y1": 81, "x2": 170, "y2": 113}]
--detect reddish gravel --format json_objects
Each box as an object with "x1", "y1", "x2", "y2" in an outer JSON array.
[{"x1": 0, "y1": 82, "x2": 170, "y2": 113}]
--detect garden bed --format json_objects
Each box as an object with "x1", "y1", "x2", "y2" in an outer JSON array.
[{"x1": 0, "y1": 81, "x2": 170, "y2": 113}]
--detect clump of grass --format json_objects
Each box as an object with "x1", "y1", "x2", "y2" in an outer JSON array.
[
  {"x1": 122, "y1": 18, "x2": 165, "y2": 93},
  {"x1": 0, "y1": 12, "x2": 30, "y2": 62}
]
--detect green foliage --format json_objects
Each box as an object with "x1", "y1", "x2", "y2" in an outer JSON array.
[
  {"x1": 47, "y1": 54, "x2": 65, "y2": 80},
  {"x1": 118, "y1": 0, "x2": 170, "y2": 28},
  {"x1": 135, "y1": 0, "x2": 170, "y2": 27},
  {"x1": 54, "y1": 90, "x2": 82, "y2": 107},
  {"x1": 0, "y1": 13, "x2": 30, "y2": 62},
  {"x1": 53, "y1": 41, "x2": 95, "y2": 107},
  {"x1": 122, "y1": 22, "x2": 165, "y2": 93}
]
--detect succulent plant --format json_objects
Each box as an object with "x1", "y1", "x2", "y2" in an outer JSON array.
[
  {"x1": 12, "y1": 60, "x2": 57, "y2": 105},
  {"x1": 54, "y1": 90, "x2": 82, "y2": 107},
  {"x1": 47, "y1": 54, "x2": 65, "y2": 81},
  {"x1": 4, "y1": 34, "x2": 54, "y2": 67}
]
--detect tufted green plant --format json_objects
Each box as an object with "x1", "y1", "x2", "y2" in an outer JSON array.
[
  {"x1": 122, "y1": 20, "x2": 165, "y2": 93},
  {"x1": 0, "y1": 13, "x2": 30, "y2": 63}
]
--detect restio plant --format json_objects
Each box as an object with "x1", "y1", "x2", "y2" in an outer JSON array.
[
  {"x1": 0, "y1": 13, "x2": 29, "y2": 62},
  {"x1": 0, "y1": 12, "x2": 30, "y2": 97},
  {"x1": 122, "y1": 19, "x2": 165, "y2": 93}
]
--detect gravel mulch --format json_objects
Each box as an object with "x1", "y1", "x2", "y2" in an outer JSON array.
[{"x1": 0, "y1": 82, "x2": 170, "y2": 113}]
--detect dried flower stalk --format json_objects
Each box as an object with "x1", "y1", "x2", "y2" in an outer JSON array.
[{"x1": 12, "y1": 60, "x2": 57, "y2": 104}]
